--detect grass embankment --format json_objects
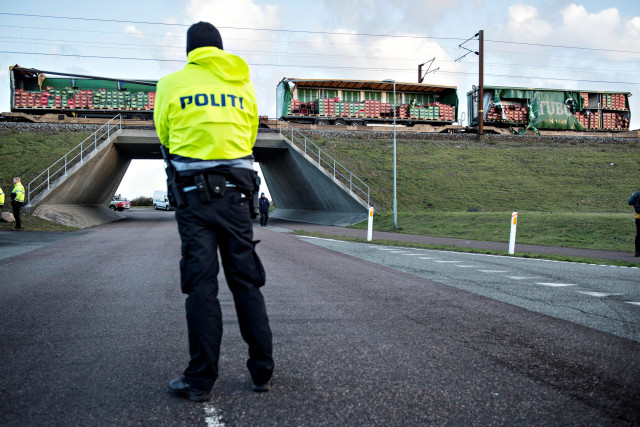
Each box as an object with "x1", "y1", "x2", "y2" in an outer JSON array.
[
  {"x1": 312, "y1": 134, "x2": 640, "y2": 252},
  {"x1": 0, "y1": 127, "x2": 91, "y2": 231}
]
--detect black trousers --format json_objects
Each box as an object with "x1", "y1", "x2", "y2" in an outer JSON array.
[
  {"x1": 176, "y1": 190, "x2": 273, "y2": 391},
  {"x1": 635, "y1": 218, "x2": 640, "y2": 254},
  {"x1": 260, "y1": 211, "x2": 269, "y2": 226},
  {"x1": 12, "y1": 201, "x2": 23, "y2": 229}
]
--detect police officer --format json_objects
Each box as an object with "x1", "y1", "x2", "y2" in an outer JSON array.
[
  {"x1": 11, "y1": 177, "x2": 25, "y2": 231},
  {"x1": 259, "y1": 192, "x2": 270, "y2": 227},
  {"x1": 154, "y1": 22, "x2": 273, "y2": 402}
]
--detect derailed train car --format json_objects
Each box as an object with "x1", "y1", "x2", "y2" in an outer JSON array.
[
  {"x1": 276, "y1": 78, "x2": 459, "y2": 128},
  {"x1": 6, "y1": 65, "x2": 157, "y2": 122},
  {"x1": 4, "y1": 65, "x2": 633, "y2": 132},
  {"x1": 468, "y1": 85, "x2": 631, "y2": 132}
]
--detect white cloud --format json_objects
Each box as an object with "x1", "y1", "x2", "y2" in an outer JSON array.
[
  {"x1": 124, "y1": 24, "x2": 145, "y2": 39},
  {"x1": 505, "y1": 4, "x2": 553, "y2": 38},
  {"x1": 185, "y1": 0, "x2": 280, "y2": 31}
]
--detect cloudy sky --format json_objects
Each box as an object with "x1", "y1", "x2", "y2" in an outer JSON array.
[{"x1": 0, "y1": 0, "x2": 638, "y2": 199}]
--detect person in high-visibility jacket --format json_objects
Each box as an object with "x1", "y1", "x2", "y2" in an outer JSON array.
[
  {"x1": 0, "y1": 186, "x2": 4, "y2": 207},
  {"x1": 155, "y1": 21, "x2": 273, "y2": 402},
  {"x1": 11, "y1": 177, "x2": 25, "y2": 231}
]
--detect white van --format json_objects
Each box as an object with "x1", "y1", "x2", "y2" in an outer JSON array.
[{"x1": 153, "y1": 190, "x2": 173, "y2": 210}]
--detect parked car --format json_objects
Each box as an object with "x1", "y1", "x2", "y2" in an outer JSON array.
[
  {"x1": 153, "y1": 190, "x2": 173, "y2": 211},
  {"x1": 109, "y1": 198, "x2": 131, "y2": 212}
]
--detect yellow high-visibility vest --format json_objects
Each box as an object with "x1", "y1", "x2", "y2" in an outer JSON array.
[
  {"x1": 154, "y1": 46, "x2": 258, "y2": 161},
  {"x1": 12, "y1": 182, "x2": 25, "y2": 203}
]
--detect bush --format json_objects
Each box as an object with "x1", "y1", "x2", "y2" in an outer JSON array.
[{"x1": 131, "y1": 196, "x2": 152, "y2": 206}]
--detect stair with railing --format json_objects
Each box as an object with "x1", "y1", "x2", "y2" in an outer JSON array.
[{"x1": 26, "y1": 115, "x2": 124, "y2": 207}]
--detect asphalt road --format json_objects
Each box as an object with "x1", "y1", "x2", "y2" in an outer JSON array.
[{"x1": 0, "y1": 209, "x2": 638, "y2": 426}]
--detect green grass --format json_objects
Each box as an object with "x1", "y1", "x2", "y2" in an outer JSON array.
[
  {"x1": 0, "y1": 128, "x2": 91, "y2": 232},
  {"x1": 291, "y1": 231, "x2": 639, "y2": 268},
  {"x1": 312, "y1": 134, "x2": 640, "y2": 253},
  {"x1": 0, "y1": 128, "x2": 92, "y2": 190},
  {"x1": 349, "y1": 211, "x2": 633, "y2": 251},
  {"x1": 0, "y1": 211, "x2": 78, "y2": 232}
]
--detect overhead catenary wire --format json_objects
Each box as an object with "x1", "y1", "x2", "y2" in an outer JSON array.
[
  {"x1": 1, "y1": 23, "x2": 638, "y2": 66},
  {"x1": 1, "y1": 12, "x2": 640, "y2": 55},
  {"x1": 2, "y1": 33, "x2": 640, "y2": 72},
  {"x1": 2, "y1": 50, "x2": 638, "y2": 86},
  {"x1": 3, "y1": 35, "x2": 638, "y2": 74}
]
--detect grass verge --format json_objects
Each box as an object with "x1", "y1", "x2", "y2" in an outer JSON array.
[
  {"x1": 292, "y1": 231, "x2": 639, "y2": 268},
  {"x1": 0, "y1": 212, "x2": 78, "y2": 232},
  {"x1": 348, "y1": 211, "x2": 635, "y2": 252}
]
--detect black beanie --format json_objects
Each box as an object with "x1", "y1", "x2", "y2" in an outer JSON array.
[{"x1": 186, "y1": 21, "x2": 223, "y2": 54}]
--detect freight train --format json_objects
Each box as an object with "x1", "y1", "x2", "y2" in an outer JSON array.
[
  {"x1": 5, "y1": 65, "x2": 157, "y2": 123},
  {"x1": 3, "y1": 66, "x2": 633, "y2": 132},
  {"x1": 276, "y1": 78, "x2": 459, "y2": 128},
  {"x1": 468, "y1": 86, "x2": 631, "y2": 132}
]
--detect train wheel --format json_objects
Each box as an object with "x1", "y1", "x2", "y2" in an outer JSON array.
[{"x1": 316, "y1": 119, "x2": 329, "y2": 126}]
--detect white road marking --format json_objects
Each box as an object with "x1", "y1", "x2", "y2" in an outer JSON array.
[
  {"x1": 434, "y1": 260, "x2": 462, "y2": 263},
  {"x1": 508, "y1": 276, "x2": 539, "y2": 280},
  {"x1": 576, "y1": 291, "x2": 623, "y2": 298},
  {"x1": 536, "y1": 283, "x2": 579, "y2": 287},
  {"x1": 455, "y1": 265, "x2": 480, "y2": 268},
  {"x1": 625, "y1": 302, "x2": 640, "y2": 306},
  {"x1": 479, "y1": 270, "x2": 508, "y2": 273},
  {"x1": 419, "y1": 257, "x2": 436, "y2": 260},
  {"x1": 204, "y1": 405, "x2": 225, "y2": 426},
  {"x1": 403, "y1": 253, "x2": 427, "y2": 256}
]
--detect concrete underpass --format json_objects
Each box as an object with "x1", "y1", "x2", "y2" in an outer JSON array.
[{"x1": 27, "y1": 129, "x2": 369, "y2": 228}]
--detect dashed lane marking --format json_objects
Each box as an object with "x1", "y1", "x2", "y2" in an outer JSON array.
[
  {"x1": 403, "y1": 253, "x2": 428, "y2": 256},
  {"x1": 419, "y1": 257, "x2": 436, "y2": 260},
  {"x1": 455, "y1": 265, "x2": 480, "y2": 268},
  {"x1": 536, "y1": 283, "x2": 579, "y2": 287},
  {"x1": 508, "y1": 276, "x2": 540, "y2": 280},
  {"x1": 625, "y1": 302, "x2": 640, "y2": 306},
  {"x1": 576, "y1": 291, "x2": 624, "y2": 298},
  {"x1": 479, "y1": 270, "x2": 508, "y2": 273},
  {"x1": 434, "y1": 260, "x2": 462, "y2": 263}
]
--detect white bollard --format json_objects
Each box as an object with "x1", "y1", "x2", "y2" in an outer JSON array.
[
  {"x1": 367, "y1": 207, "x2": 374, "y2": 241},
  {"x1": 509, "y1": 212, "x2": 518, "y2": 255}
]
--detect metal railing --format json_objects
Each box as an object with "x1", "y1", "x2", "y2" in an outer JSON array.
[
  {"x1": 27, "y1": 115, "x2": 123, "y2": 206},
  {"x1": 276, "y1": 119, "x2": 370, "y2": 206}
]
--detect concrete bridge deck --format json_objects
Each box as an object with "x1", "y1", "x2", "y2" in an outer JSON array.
[{"x1": 28, "y1": 129, "x2": 369, "y2": 228}]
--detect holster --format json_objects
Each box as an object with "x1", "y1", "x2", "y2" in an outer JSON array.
[
  {"x1": 194, "y1": 173, "x2": 226, "y2": 204},
  {"x1": 160, "y1": 145, "x2": 184, "y2": 209}
]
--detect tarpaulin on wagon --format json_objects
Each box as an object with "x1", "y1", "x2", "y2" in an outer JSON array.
[
  {"x1": 528, "y1": 91, "x2": 586, "y2": 131},
  {"x1": 276, "y1": 80, "x2": 291, "y2": 118}
]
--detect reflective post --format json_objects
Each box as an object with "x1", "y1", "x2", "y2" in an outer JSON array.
[
  {"x1": 509, "y1": 212, "x2": 518, "y2": 254},
  {"x1": 367, "y1": 207, "x2": 374, "y2": 241}
]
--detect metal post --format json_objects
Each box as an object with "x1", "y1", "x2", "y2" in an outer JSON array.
[
  {"x1": 64, "y1": 154, "x2": 67, "y2": 176},
  {"x1": 392, "y1": 81, "x2": 397, "y2": 229},
  {"x1": 47, "y1": 169, "x2": 50, "y2": 190},
  {"x1": 478, "y1": 30, "x2": 484, "y2": 137}
]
